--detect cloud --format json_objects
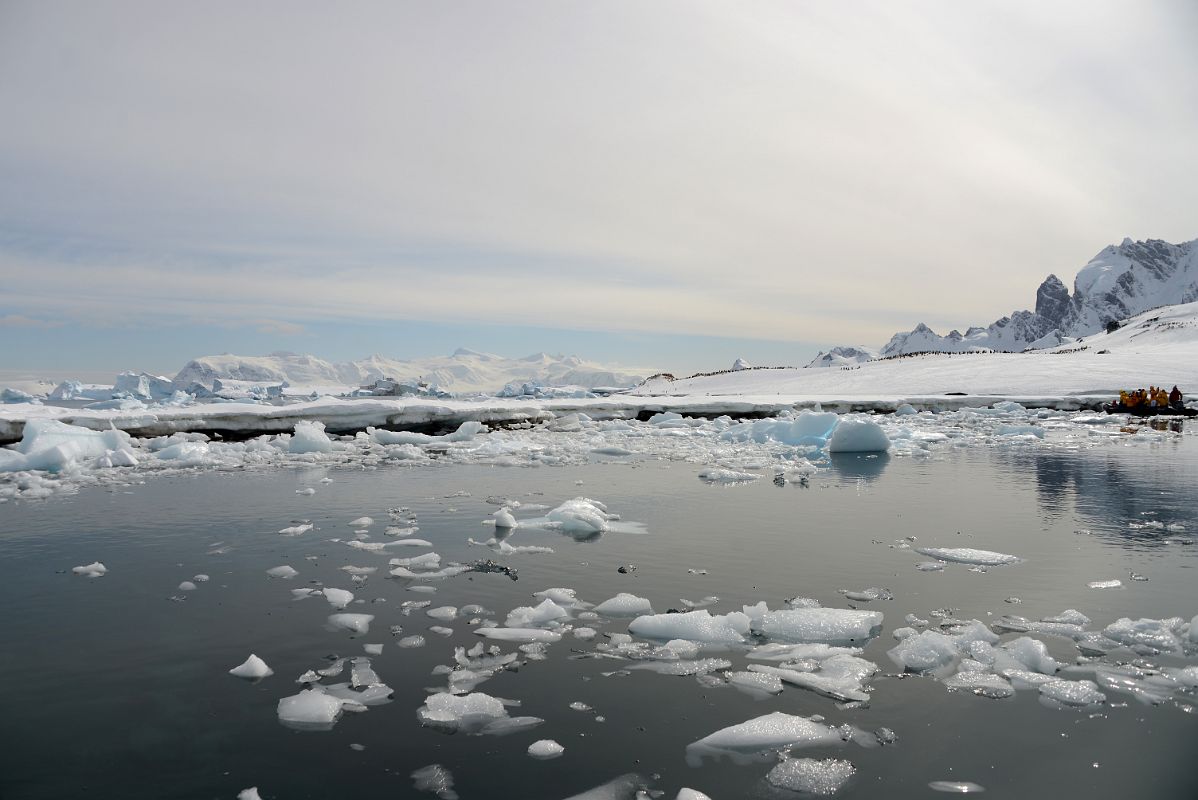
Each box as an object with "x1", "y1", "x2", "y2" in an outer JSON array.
[
  {"x1": 0, "y1": 0, "x2": 1195, "y2": 350},
  {"x1": 0, "y1": 314, "x2": 63, "y2": 329}
]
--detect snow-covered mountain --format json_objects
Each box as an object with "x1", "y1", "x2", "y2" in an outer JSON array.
[
  {"x1": 805, "y1": 346, "x2": 879, "y2": 369},
  {"x1": 877, "y1": 237, "x2": 1197, "y2": 357},
  {"x1": 173, "y1": 349, "x2": 647, "y2": 394}
]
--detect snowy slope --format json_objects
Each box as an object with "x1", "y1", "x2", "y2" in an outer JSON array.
[
  {"x1": 805, "y1": 346, "x2": 879, "y2": 368},
  {"x1": 173, "y1": 349, "x2": 648, "y2": 393},
  {"x1": 877, "y1": 236, "x2": 1197, "y2": 356},
  {"x1": 633, "y1": 301, "x2": 1198, "y2": 397}
]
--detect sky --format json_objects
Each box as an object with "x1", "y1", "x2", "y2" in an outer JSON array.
[{"x1": 2, "y1": 0, "x2": 1197, "y2": 380}]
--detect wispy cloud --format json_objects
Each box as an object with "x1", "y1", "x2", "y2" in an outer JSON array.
[
  {"x1": 0, "y1": 314, "x2": 64, "y2": 329},
  {"x1": 0, "y1": 0, "x2": 1195, "y2": 355}
]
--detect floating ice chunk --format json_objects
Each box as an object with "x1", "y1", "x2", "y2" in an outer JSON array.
[
  {"x1": 349, "y1": 516, "x2": 374, "y2": 527},
  {"x1": 629, "y1": 658, "x2": 732, "y2": 676},
  {"x1": 992, "y1": 637, "x2": 1060, "y2": 675},
  {"x1": 1087, "y1": 579, "x2": 1122, "y2": 589},
  {"x1": 492, "y1": 508, "x2": 518, "y2": 528},
  {"x1": 686, "y1": 711, "x2": 860, "y2": 766},
  {"x1": 697, "y1": 468, "x2": 758, "y2": 484},
  {"x1": 229, "y1": 654, "x2": 274, "y2": 680},
  {"x1": 266, "y1": 565, "x2": 298, "y2": 579},
  {"x1": 748, "y1": 654, "x2": 878, "y2": 702},
  {"x1": 72, "y1": 561, "x2": 108, "y2": 578},
  {"x1": 474, "y1": 627, "x2": 562, "y2": 643},
  {"x1": 929, "y1": 781, "x2": 985, "y2": 793},
  {"x1": 429, "y1": 626, "x2": 453, "y2": 637},
  {"x1": 756, "y1": 608, "x2": 883, "y2": 644},
  {"x1": 527, "y1": 739, "x2": 565, "y2": 759},
  {"x1": 289, "y1": 420, "x2": 333, "y2": 453},
  {"x1": 573, "y1": 627, "x2": 597, "y2": 640},
  {"x1": 177, "y1": 580, "x2": 197, "y2": 591},
  {"x1": 411, "y1": 764, "x2": 458, "y2": 800},
  {"x1": 328, "y1": 613, "x2": 374, "y2": 634},
  {"x1": 398, "y1": 635, "x2": 426, "y2": 648},
  {"x1": 5, "y1": 420, "x2": 134, "y2": 473},
  {"x1": 887, "y1": 630, "x2": 960, "y2": 674},
  {"x1": 839, "y1": 587, "x2": 893, "y2": 602},
  {"x1": 1101, "y1": 617, "x2": 1184, "y2": 653},
  {"x1": 1042, "y1": 609, "x2": 1090, "y2": 626},
  {"x1": 277, "y1": 688, "x2": 345, "y2": 730},
  {"x1": 363, "y1": 643, "x2": 383, "y2": 655},
  {"x1": 629, "y1": 610, "x2": 750, "y2": 644},
  {"x1": 389, "y1": 553, "x2": 442, "y2": 569},
  {"x1": 156, "y1": 441, "x2": 210, "y2": 464},
  {"x1": 237, "y1": 788, "x2": 263, "y2": 800},
  {"x1": 1039, "y1": 679, "x2": 1105, "y2": 707},
  {"x1": 943, "y1": 672, "x2": 1013, "y2": 699},
  {"x1": 533, "y1": 587, "x2": 583, "y2": 607},
  {"x1": 562, "y1": 774, "x2": 650, "y2": 800},
  {"x1": 674, "y1": 790, "x2": 712, "y2": 800},
  {"x1": 417, "y1": 691, "x2": 543, "y2": 736},
  {"x1": 546, "y1": 497, "x2": 613, "y2": 534},
  {"x1": 828, "y1": 418, "x2": 890, "y2": 453},
  {"x1": 747, "y1": 643, "x2": 860, "y2": 662},
  {"x1": 722, "y1": 412, "x2": 838, "y2": 447},
  {"x1": 323, "y1": 588, "x2": 355, "y2": 609},
  {"x1": 296, "y1": 488, "x2": 316, "y2": 495},
  {"x1": 505, "y1": 598, "x2": 569, "y2": 628},
  {"x1": 766, "y1": 757, "x2": 856, "y2": 795},
  {"x1": 917, "y1": 562, "x2": 945, "y2": 572},
  {"x1": 726, "y1": 670, "x2": 784, "y2": 695},
  {"x1": 915, "y1": 547, "x2": 1019, "y2": 566},
  {"x1": 594, "y1": 593, "x2": 654, "y2": 617},
  {"x1": 278, "y1": 523, "x2": 313, "y2": 536}
]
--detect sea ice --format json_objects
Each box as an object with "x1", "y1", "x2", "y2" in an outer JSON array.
[
  {"x1": 725, "y1": 670, "x2": 784, "y2": 695},
  {"x1": 546, "y1": 497, "x2": 614, "y2": 534},
  {"x1": 322, "y1": 588, "x2": 355, "y2": 609},
  {"x1": 349, "y1": 516, "x2": 374, "y2": 527},
  {"x1": 915, "y1": 547, "x2": 1020, "y2": 566},
  {"x1": 766, "y1": 757, "x2": 856, "y2": 795},
  {"x1": 427, "y1": 606, "x2": 458, "y2": 621},
  {"x1": 755, "y1": 608, "x2": 883, "y2": 644},
  {"x1": 237, "y1": 788, "x2": 263, "y2": 800},
  {"x1": 363, "y1": 643, "x2": 383, "y2": 655},
  {"x1": 417, "y1": 691, "x2": 543, "y2": 735},
  {"x1": 629, "y1": 610, "x2": 750, "y2": 644},
  {"x1": 1039, "y1": 679, "x2": 1105, "y2": 707},
  {"x1": 473, "y1": 627, "x2": 562, "y2": 643},
  {"x1": 674, "y1": 790, "x2": 712, "y2": 800},
  {"x1": 887, "y1": 630, "x2": 962, "y2": 674},
  {"x1": 827, "y1": 418, "x2": 890, "y2": 453},
  {"x1": 411, "y1": 764, "x2": 458, "y2": 800},
  {"x1": 177, "y1": 581, "x2": 197, "y2": 591},
  {"x1": 276, "y1": 688, "x2": 346, "y2": 730},
  {"x1": 289, "y1": 420, "x2": 333, "y2": 454},
  {"x1": 594, "y1": 593, "x2": 654, "y2": 617},
  {"x1": 229, "y1": 654, "x2": 274, "y2": 680},
  {"x1": 527, "y1": 739, "x2": 565, "y2": 759},
  {"x1": 1087, "y1": 579, "x2": 1123, "y2": 589},
  {"x1": 327, "y1": 613, "x2": 374, "y2": 634},
  {"x1": 266, "y1": 565, "x2": 298, "y2": 579},
  {"x1": 505, "y1": 598, "x2": 569, "y2": 628},
  {"x1": 929, "y1": 781, "x2": 986, "y2": 793},
  {"x1": 72, "y1": 561, "x2": 108, "y2": 578},
  {"x1": 686, "y1": 711, "x2": 861, "y2": 766}
]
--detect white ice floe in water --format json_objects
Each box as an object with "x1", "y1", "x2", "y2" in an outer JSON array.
[
  {"x1": 546, "y1": 497, "x2": 613, "y2": 534},
  {"x1": 411, "y1": 764, "x2": 458, "y2": 800},
  {"x1": 697, "y1": 467, "x2": 758, "y2": 484},
  {"x1": 473, "y1": 627, "x2": 562, "y2": 643},
  {"x1": 363, "y1": 643, "x2": 383, "y2": 655},
  {"x1": 1101, "y1": 617, "x2": 1188, "y2": 654},
  {"x1": 322, "y1": 588, "x2": 355, "y2": 609},
  {"x1": 416, "y1": 691, "x2": 543, "y2": 735},
  {"x1": 594, "y1": 593, "x2": 654, "y2": 617},
  {"x1": 505, "y1": 598, "x2": 569, "y2": 628},
  {"x1": 266, "y1": 565, "x2": 298, "y2": 579},
  {"x1": 527, "y1": 739, "x2": 565, "y2": 759},
  {"x1": 237, "y1": 788, "x2": 263, "y2": 800},
  {"x1": 766, "y1": 758, "x2": 856, "y2": 795},
  {"x1": 914, "y1": 547, "x2": 1020, "y2": 566},
  {"x1": 348, "y1": 516, "x2": 374, "y2": 527},
  {"x1": 755, "y1": 608, "x2": 884, "y2": 644},
  {"x1": 278, "y1": 523, "x2": 314, "y2": 536},
  {"x1": 229, "y1": 654, "x2": 274, "y2": 680},
  {"x1": 289, "y1": 420, "x2": 333, "y2": 454},
  {"x1": 492, "y1": 508, "x2": 517, "y2": 528},
  {"x1": 327, "y1": 613, "x2": 374, "y2": 634},
  {"x1": 725, "y1": 670, "x2": 784, "y2": 695},
  {"x1": 674, "y1": 790, "x2": 712, "y2": 800},
  {"x1": 747, "y1": 654, "x2": 879, "y2": 702},
  {"x1": 72, "y1": 561, "x2": 107, "y2": 578},
  {"x1": 0, "y1": 419, "x2": 134, "y2": 474},
  {"x1": 1038, "y1": 679, "x2": 1105, "y2": 708},
  {"x1": 629, "y1": 610, "x2": 750, "y2": 644},
  {"x1": 276, "y1": 688, "x2": 348, "y2": 731},
  {"x1": 886, "y1": 621, "x2": 998, "y2": 675},
  {"x1": 177, "y1": 581, "x2": 197, "y2": 591},
  {"x1": 929, "y1": 781, "x2": 986, "y2": 793},
  {"x1": 1087, "y1": 579, "x2": 1123, "y2": 589},
  {"x1": 685, "y1": 711, "x2": 870, "y2": 766},
  {"x1": 827, "y1": 417, "x2": 890, "y2": 453}
]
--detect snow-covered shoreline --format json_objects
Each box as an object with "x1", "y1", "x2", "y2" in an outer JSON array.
[{"x1": 0, "y1": 392, "x2": 1121, "y2": 444}]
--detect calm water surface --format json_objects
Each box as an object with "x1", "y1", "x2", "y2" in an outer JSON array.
[{"x1": 1, "y1": 438, "x2": 1196, "y2": 799}]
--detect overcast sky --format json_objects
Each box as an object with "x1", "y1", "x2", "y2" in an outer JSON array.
[{"x1": 2, "y1": 0, "x2": 1196, "y2": 378}]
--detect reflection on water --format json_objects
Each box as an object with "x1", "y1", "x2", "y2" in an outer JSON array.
[
  {"x1": 827, "y1": 452, "x2": 890, "y2": 482},
  {"x1": 995, "y1": 437, "x2": 1197, "y2": 548}
]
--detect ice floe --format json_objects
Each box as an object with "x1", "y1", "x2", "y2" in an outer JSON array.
[
  {"x1": 416, "y1": 691, "x2": 543, "y2": 735},
  {"x1": 527, "y1": 739, "x2": 565, "y2": 759},
  {"x1": 914, "y1": 547, "x2": 1021, "y2": 566},
  {"x1": 765, "y1": 757, "x2": 856, "y2": 794},
  {"x1": 686, "y1": 711, "x2": 872, "y2": 766},
  {"x1": 229, "y1": 654, "x2": 274, "y2": 680},
  {"x1": 72, "y1": 561, "x2": 107, "y2": 578}
]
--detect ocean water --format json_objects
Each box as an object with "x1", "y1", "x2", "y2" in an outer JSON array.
[{"x1": 1, "y1": 438, "x2": 1196, "y2": 799}]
